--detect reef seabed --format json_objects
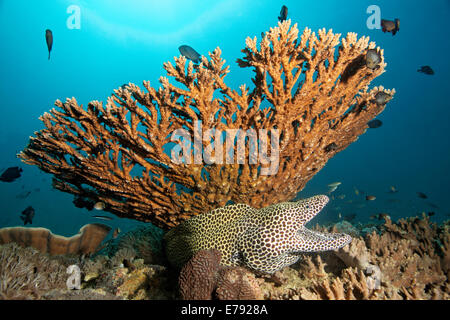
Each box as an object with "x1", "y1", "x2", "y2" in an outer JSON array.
[{"x1": 1, "y1": 214, "x2": 448, "y2": 300}]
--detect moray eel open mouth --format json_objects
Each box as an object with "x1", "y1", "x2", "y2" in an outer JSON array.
[{"x1": 165, "y1": 195, "x2": 352, "y2": 274}]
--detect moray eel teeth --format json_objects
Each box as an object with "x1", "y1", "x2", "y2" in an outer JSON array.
[{"x1": 165, "y1": 195, "x2": 352, "y2": 274}]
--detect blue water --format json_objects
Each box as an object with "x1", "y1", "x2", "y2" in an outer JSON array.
[{"x1": 0, "y1": 0, "x2": 449, "y2": 237}]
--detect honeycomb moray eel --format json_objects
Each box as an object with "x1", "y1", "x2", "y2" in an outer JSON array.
[{"x1": 165, "y1": 195, "x2": 352, "y2": 274}]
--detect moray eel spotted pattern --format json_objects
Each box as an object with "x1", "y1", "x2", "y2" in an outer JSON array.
[{"x1": 165, "y1": 195, "x2": 352, "y2": 274}]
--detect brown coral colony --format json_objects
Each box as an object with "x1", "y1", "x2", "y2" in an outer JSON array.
[{"x1": 18, "y1": 21, "x2": 394, "y2": 230}]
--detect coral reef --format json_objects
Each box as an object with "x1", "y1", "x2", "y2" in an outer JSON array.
[
  {"x1": 18, "y1": 20, "x2": 394, "y2": 230},
  {"x1": 1, "y1": 215, "x2": 448, "y2": 300},
  {"x1": 255, "y1": 215, "x2": 450, "y2": 300},
  {"x1": 0, "y1": 224, "x2": 111, "y2": 255},
  {"x1": 165, "y1": 195, "x2": 351, "y2": 274}
]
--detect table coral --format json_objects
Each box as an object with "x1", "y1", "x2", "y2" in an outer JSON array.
[{"x1": 18, "y1": 20, "x2": 394, "y2": 229}]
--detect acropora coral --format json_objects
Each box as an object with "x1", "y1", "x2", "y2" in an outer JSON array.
[{"x1": 18, "y1": 20, "x2": 394, "y2": 230}]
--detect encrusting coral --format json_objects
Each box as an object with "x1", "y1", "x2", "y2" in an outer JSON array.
[{"x1": 18, "y1": 20, "x2": 394, "y2": 230}]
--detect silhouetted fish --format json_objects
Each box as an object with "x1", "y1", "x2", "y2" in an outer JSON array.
[
  {"x1": 278, "y1": 5, "x2": 288, "y2": 22},
  {"x1": 45, "y1": 29, "x2": 53, "y2": 60},
  {"x1": 20, "y1": 206, "x2": 35, "y2": 225},
  {"x1": 426, "y1": 202, "x2": 439, "y2": 209},
  {"x1": 343, "y1": 214, "x2": 356, "y2": 222},
  {"x1": 324, "y1": 142, "x2": 338, "y2": 152},
  {"x1": 370, "y1": 213, "x2": 390, "y2": 221},
  {"x1": 179, "y1": 45, "x2": 201, "y2": 63},
  {"x1": 0, "y1": 167, "x2": 23, "y2": 182},
  {"x1": 381, "y1": 18, "x2": 400, "y2": 36},
  {"x1": 417, "y1": 192, "x2": 428, "y2": 199},
  {"x1": 417, "y1": 66, "x2": 434, "y2": 75},
  {"x1": 73, "y1": 196, "x2": 95, "y2": 211},
  {"x1": 16, "y1": 190, "x2": 32, "y2": 199},
  {"x1": 368, "y1": 119, "x2": 382, "y2": 129}
]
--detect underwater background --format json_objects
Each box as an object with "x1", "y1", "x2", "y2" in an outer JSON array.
[{"x1": 0, "y1": 0, "x2": 449, "y2": 237}]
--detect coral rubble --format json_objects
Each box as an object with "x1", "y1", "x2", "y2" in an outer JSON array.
[{"x1": 19, "y1": 20, "x2": 394, "y2": 230}]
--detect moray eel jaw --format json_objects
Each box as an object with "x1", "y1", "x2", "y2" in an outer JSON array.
[
  {"x1": 238, "y1": 195, "x2": 352, "y2": 274},
  {"x1": 294, "y1": 227, "x2": 352, "y2": 252}
]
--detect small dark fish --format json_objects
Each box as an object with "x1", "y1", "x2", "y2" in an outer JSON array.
[
  {"x1": 278, "y1": 5, "x2": 288, "y2": 22},
  {"x1": 427, "y1": 212, "x2": 435, "y2": 217},
  {"x1": 365, "y1": 49, "x2": 382, "y2": 70},
  {"x1": 91, "y1": 144, "x2": 106, "y2": 156},
  {"x1": 16, "y1": 191, "x2": 32, "y2": 199},
  {"x1": 370, "y1": 213, "x2": 390, "y2": 220},
  {"x1": 417, "y1": 192, "x2": 428, "y2": 199},
  {"x1": 426, "y1": 202, "x2": 439, "y2": 209},
  {"x1": 178, "y1": 45, "x2": 201, "y2": 63},
  {"x1": 381, "y1": 18, "x2": 400, "y2": 36},
  {"x1": 368, "y1": 119, "x2": 383, "y2": 129},
  {"x1": 73, "y1": 196, "x2": 95, "y2": 211},
  {"x1": 0, "y1": 166, "x2": 23, "y2": 182},
  {"x1": 324, "y1": 142, "x2": 338, "y2": 152},
  {"x1": 417, "y1": 66, "x2": 434, "y2": 75},
  {"x1": 373, "y1": 92, "x2": 392, "y2": 106},
  {"x1": 366, "y1": 195, "x2": 376, "y2": 201},
  {"x1": 92, "y1": 215, "x2": 113, "y2": 221},
  {"x1": 45, "y1": 29, "x2": 53, "y2": 60},
  {"x1": 343, "y1": 213, "x2": 356, "y2": 222},
  {"x1": 20, "y1": 206, "x2": 35, "y2": 225}
]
